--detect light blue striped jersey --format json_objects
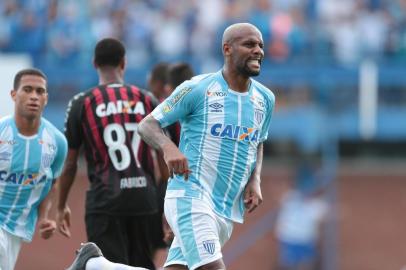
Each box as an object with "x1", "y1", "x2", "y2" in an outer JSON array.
[
  {"x1": 0, "y1": 116, "x2": 67, "y2": 241},
  {"x1": 152, "y1": 70, "x2": 275, "y2": 223}
]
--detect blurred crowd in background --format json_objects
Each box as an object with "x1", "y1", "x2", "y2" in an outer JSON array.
[{"x1": 2, "y1": 0, "x2": 406, "y2": 65}]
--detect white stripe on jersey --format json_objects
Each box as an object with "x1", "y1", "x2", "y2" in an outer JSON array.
[{"x1": 197, "y1": 81, "x2": 224, "y2": 192}]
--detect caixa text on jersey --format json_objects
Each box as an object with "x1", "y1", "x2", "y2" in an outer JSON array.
[{"x1": 0, "y1": 171, "x2": 47, "y2": 185}]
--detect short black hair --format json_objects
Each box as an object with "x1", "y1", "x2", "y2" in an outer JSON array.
[
  {"x1": 13, "y1": 68, "x2": 47, "y2": 90},
  {"x1": 149, "y1": 62, "x2": 169, "y2": 84},
  {"x1": 94, "y1": 38, "x2": 125, "y2": 67},
  {"x1": 167, "y1": 62, "x2": 194, "y2": 88}
]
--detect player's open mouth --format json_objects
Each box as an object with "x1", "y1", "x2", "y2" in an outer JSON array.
[
  {"x1": 248, "y1": 59, "x2": 261, "y2": 68},
  {"x1": 27, "y1": 104, "x2": 40, "y2": 110}
]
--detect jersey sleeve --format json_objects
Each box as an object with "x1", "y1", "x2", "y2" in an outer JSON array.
[
  {"x1": 151, "y1": 81, "x2": 198, "y2": 128},
  {"x1": 64, "y1": 93, "x2": 85, "y2": 149},
  {"x1": 51, "y1": 131, "x2": 68, "y2": 179},
  {"x1": 259, "y1": 91, "x2": 276, "y2": 142}
]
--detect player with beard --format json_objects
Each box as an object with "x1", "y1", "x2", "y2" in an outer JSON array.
[{"x1": 137, "y1": 23, "x2": 276, "y2": 270}]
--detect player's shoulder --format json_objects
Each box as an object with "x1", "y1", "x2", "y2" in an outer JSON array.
[
  {"x1": 68, "y1": 91, "x2": 87, "y2": 107},
  {"x1": 0, "y1": 115, "x2": 13, "y2": 126},
  {"x1": 135, "y1": 85, "x2": 158, "y2": 102},
  {"x1": 73, "y1": 84, "x2": 109, "y2": 101},
  {"x1": 0, "y1": 115, "x2": 14, "y2": 133},
  {"x1": 125, "y1": 84, "x2": 160, "y2": 108},
  {"x1": 251, "y1": 79, "x2": 275, "y2": 102},
  {"x1": 41, "y1": 118, "x2": 67, "y2": 143},
  {"x1": 179, "y1": 72, "x2": 217, "y2": 94}
]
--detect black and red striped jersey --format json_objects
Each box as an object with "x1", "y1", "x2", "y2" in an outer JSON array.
[{"x1": 64, "y1": 83, "x2": 159, "y2": 215}]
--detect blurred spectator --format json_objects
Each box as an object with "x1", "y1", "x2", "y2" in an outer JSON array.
[
  {"x1": 274, "y1": 161, "x2": 329, "y2": 270},
  {"x1": 47, "y1": 1, "x2": 91, "y2": 65}
]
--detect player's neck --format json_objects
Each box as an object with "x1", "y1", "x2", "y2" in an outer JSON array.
[
  {"x1": 222, "y1": 67, "x2": 250, "y2": 93},
  {"x1": 98, "y1": 69, "x2": 124, "y2": 85},
  {"x1": 14, "y1": 114, "x2": 40, "y2": 136}
]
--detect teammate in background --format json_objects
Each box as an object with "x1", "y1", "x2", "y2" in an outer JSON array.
[
  {"x1": 0, "y1": 68, "x2": 67, "y2": 270},
  {"x1": 57, "y1": 38, "x2": 161, "y2": 269},
  {"x1": 138, "y1": 22, "x2": 275, "y2": 270},
  {"x1": 147, "y1": 62, "x2": 170, "y2": 102}
]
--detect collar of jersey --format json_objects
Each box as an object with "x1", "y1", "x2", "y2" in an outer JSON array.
[{"x1": 217, "y1": 70, "x2": 253, "y2": 96}]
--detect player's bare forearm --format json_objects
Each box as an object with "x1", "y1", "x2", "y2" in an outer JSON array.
[
  {"x1": 244, "y1": 143, "x2": 264, "y2": 213},
  {"x1": 38, "y1": 183, "x2": 56, "y2": 220},
  {"x1": 139, "y1": 114, "x2": 190, "y2": 179},
  {"x1": 57, "y1": 149, "x2": 79, "y2": 210},
  {"x1": 138, "y1": 114, "x2": 176, "y2": 153},
  {"x1": 249, "y1": 142, "x2": 264, "y2": 184}
]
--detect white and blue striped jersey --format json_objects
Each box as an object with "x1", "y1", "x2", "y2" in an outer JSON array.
[
  {"x1": 0, "y1": 116, "x2": 67, "y2": 241},
  {"x1": 152, "y1": 70, "x2": 275, "y2": 223}
]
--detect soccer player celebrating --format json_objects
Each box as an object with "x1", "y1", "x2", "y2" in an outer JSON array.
[{"x1": 138, "y1": 23, "x2": 275, "y2": 270}]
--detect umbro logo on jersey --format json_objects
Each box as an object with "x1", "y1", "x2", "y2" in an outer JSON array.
[
  {"x1": 210, "y1": 123, "x2": 259, "y2": 142},
  {"x1": 96, "y1": 100, "x2": 145, "y2": 117},
  {"x1": 209, "y1": 103, "x2": 223, "y2": 112}
]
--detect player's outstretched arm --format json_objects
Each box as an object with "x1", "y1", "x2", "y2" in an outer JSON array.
[
  {"x1": 244, "y1": 143, "x2": 264, "y2": 213},
  {"x1": 138, "y1": 114, "x2": 190, "y2": 180},
  {"x1": 56, "y1": 149, "x2": 79, "y2": 238}
]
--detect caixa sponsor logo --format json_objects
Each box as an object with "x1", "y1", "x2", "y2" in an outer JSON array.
[
  {"x1": 96, "y1": 100, "x2": 145, "y2": 117},
  {"x1": 0, "y1": 171, "x2": 47, "y2": 185},
  {"x1": 210, "y1": 123, "x2": 259, "y2": 142}
]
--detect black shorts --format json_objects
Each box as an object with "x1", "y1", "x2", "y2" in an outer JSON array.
[
  {"x1": 85, "y1": 214, "x2": 159, "y2": 269},
  {"x1": 152, "y1": 181, "x2": 168, "y2": 249}
]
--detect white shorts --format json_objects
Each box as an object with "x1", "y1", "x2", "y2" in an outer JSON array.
[
  {"x1": 163, "y1": 197, "x2": 233, "y2": 270},
  {"x1": 0, "y1": 228, "x2": 22, "y2": 270}
]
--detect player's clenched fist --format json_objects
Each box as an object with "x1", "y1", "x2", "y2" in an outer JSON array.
[
  {"x1": 38, "y1": 219, "x2": 57, "y2": 239},
  {"x1": 162, "y1": 143, "x2": 190, "y2": 180}
]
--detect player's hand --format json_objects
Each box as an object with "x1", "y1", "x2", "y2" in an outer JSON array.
[
  {"x1": 38, "y1": 219, "x2": 57, "y2": 239},
  {"x1": 162, "y1": 143, "x2": 191, "y2": 181},
  {"x1": 162, "y1": 214, "x2": 174, "y2": 246},
  {"x1": 244, "y1": 180, "x2": 263, "y2": 213},
  {"x1": 56, "y1": 206, "x2": 72, "y2": 238}
]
